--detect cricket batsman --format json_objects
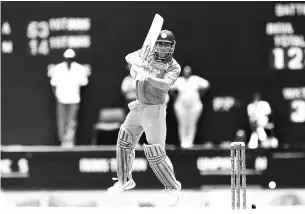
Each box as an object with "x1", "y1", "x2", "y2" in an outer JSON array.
[{"x1": 108, "y1": 30, "x2": 182, "y2": 207}]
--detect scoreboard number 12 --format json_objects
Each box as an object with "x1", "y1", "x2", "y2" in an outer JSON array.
[{"x1": 272, "y1": 47, "x2": 305, "y2": 70}]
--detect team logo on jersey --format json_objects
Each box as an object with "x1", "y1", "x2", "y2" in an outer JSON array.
[
  {"x1": 152, "y1": 61, "x2": 169, "y2": 70},
  {"x1": 156, "y1": 69, "x2": 166, "y2": 78},
  {"x1": 149, "y1": 61, "x2": 167, "y2": 78}
]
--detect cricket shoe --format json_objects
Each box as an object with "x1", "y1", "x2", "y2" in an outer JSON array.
[
  {"x1": 107, "y1": 177, "x2": 136, "y2": 193},
  {"x1": 163, "y1": 184, "x2": 181, "y2": 207}
]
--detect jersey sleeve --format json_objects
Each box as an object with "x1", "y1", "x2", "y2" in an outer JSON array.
[
  {"x1": 164, "y1": 60, "x2": 181, "y2": 86},
  {"x1": 262, "y1": 101, "x2": 272, "y2": 115},
  {"x1": 50, "y1": 64, "x2": 60, "y2": 86},
  {"x1": 170, "y1": 77, "x2": 181, "y2": 90},
  {"x1": 50, "y1": 74, "x2": 58, "y2": 86},
  {"x1": 197, "y1": 76, "x2": 210, "y2": 89},
  {"x1": 47, "y1": 64, "x2": 54, "y2": 78},
  {"x1": 77, "y1": 64, "x2": 89, "y2": 86}
]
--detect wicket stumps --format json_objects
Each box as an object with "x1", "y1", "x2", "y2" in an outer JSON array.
[{"x1": 230, "y1": 142, "x2": 246, "y2": 209}]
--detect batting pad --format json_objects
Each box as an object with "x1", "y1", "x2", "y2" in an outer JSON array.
[
  {"x1": 117, "y1": 126, "x2": 135, "y2": 184},
  {"x1": 143, "y1": 144, "x2": 181, "y2": 190}
]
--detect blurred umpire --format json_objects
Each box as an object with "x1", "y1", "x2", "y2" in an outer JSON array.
[
  {"x1": 48, "y1": 49, "x2": 90, "y2": 147},
  {"x1": 170, "y1": 65, "x2": 210, "y2": 148}
]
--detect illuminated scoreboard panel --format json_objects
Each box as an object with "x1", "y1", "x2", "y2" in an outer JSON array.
[
  {"x1": 26, "y1": 18, "x2": 91, "y2": 55},
  {"x1": 267, "y1": 3, "x2": 305, "y2": 70},
  {"x1": 265, "y1": 3, "x2": 305, "y2": 140},
  {"x1": 1, "y1": 17, "x2": 92, "y2": 73},
  {"x1": 2, "y1": 17, "x2": 91, "y2": 54},
  {"x1": 1, "y1": 22, "x2": 13, "y2": 54}
]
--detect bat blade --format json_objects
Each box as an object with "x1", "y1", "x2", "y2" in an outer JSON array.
[{"x1": 139, "y1": 14, "x2": 164, "y2": 61}]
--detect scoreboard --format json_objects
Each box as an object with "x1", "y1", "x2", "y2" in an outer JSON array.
[
  {"x1": 2, "y1": 17, "x2": 92, "y2": 72},
  {"x1": 264, "y1": 3, "x2": 305, "y2": 146},
  {"x1": 268, "y1": 3, "x2": 305, "y2": 70},
  {"x1": 2, "y1": 17, "x2": 91, "y2": 54},
  {"x1": 26, "y1": 18, "x2": 91, "y2": 56}
]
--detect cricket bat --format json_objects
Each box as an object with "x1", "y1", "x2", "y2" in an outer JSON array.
[
  {"x1": 139, "y1": 14, "x2": 164, "y2": 61},
  {"x1": 127, "y1": 14, "x2": 163, "y2": 76}
]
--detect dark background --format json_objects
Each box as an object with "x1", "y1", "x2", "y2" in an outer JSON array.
[{"x1": 2, "y1": 2, "x2": 305, "y2": 146}]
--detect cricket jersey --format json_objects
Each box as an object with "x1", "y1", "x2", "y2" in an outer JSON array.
[{"x1": 126, "y1": 50, "x2": 181, "y2": 105}]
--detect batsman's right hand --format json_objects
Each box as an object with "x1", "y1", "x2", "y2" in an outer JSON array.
[{"x1": 125, "y1": 50, "x2": 143, "y2": 67}]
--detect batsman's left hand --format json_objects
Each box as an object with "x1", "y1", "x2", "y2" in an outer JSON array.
[{"x1": 130, "y1": 64, "x2": 140, "y2": 78}]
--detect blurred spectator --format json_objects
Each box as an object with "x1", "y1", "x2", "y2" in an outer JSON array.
[
  {"x1": 247, "y1": 92, "x2": 278, "y2": 149},
  {"x1": 170, "y1": 65, "x2": 210, "y2": 149},
  {"x1": 121, "y1": 63, "x2": 137, "y2": 114},
  {"x1": 48, "y1": 49, "x2": 90, "y2": 147}
]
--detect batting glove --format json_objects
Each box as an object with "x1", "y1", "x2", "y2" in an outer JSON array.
[{"x1": 136, "y1": 69, "x2": 149, "y2": 82}]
